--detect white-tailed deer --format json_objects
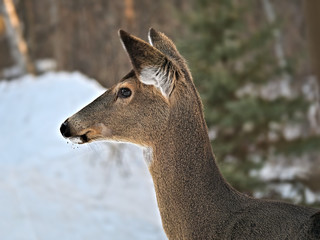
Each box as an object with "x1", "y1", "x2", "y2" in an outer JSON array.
[{"x1": 60, "y1": 29, "x2": 320, "y2": 239}]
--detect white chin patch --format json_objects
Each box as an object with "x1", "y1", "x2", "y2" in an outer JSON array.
[{"x1": 69, "y1": 137, "x2": 83, "y2": 144}]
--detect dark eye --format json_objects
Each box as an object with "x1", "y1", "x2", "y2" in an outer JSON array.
[{"x1": 118, "y1": 88, "x2": 132, "y2": 98}]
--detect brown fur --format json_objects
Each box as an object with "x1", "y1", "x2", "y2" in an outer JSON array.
[{"x1": 61, "y1": 29, "x2": 320, "y2": 239}]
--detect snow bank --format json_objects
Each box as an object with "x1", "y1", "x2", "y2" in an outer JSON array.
[{"x1": 0, "y1": 72, "x2": 166, "y2": 240}]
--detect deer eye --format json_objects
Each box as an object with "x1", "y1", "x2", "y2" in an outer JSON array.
[{"x1": 118, "y1": 87, "x2": 132, "y2": 98}]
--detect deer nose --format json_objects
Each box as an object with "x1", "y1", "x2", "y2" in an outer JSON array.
[{"x1": 60, "y1": 119, "x2": 71, "y2": 138}]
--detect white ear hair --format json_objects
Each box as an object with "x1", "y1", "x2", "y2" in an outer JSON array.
[
  {"x1": 118, "y1": 29, "x2": 176, "y2": 98},
  {"x1": 148, "y1": 30, "x2": 154, "y2": 46},
  {"x1": 140, "y1": 64, "x2": 175, "y2": 98}
]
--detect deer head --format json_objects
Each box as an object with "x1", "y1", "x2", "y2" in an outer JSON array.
[
  {"x1": 60, "y1": 29, "x2": 320, "y2": 240},
  {"x1": 60, "y1": 29, "x2": 195, "y2": 147}
]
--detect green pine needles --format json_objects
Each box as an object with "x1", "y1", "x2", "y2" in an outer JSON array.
[{"x1": 179, "y1": 0, "x2": 320, "y2": 202}]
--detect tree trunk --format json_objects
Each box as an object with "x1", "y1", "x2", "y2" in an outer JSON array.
[
  {"x1": 1, "y1": 0, "x2": 35, "y2": 75},
  {"x1": 304, "y1": 0, "x2": 320, "y2": 128},
  {"x1": 304, "y1": 0, "x2": 320, "y2": 83}
]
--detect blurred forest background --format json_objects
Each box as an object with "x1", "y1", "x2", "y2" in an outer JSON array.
[{"x1": 1, "y1": 0, "x2": 320, "y2": 206}]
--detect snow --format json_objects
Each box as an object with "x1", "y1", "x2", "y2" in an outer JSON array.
[
  {"x1": 35, "y1": 59, "x2": 57, "y2": 73},
  {"x1": 259, "y1": 159, "x2": 307, "y2": 182},
  {"x1": 0, "y1": 72, "x2": 167, "y2": 240}
]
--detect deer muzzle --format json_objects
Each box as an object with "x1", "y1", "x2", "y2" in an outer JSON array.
[
  {"x1": 60, "y1": 118, "x2": 112, "y2": 144},
  {"x1": 60, "y1": 118, "x2": 90, "y2": 144}
]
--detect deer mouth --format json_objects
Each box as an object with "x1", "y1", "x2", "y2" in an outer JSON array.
[
  {"x1": 80, "y1": 133, "x2": 89, "y2": 143},
  {"x1": 69, "y1": 132, "x2": 92, "y2": 144}
]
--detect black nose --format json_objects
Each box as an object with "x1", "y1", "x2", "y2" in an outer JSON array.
[{"x1": 60, "y1": 119, "x2": 71, "y2": 138}]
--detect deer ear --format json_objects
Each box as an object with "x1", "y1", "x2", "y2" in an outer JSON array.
[
  {"x1": 119, "y1": 29, "x2": 176, "y2": 98},
  {"x1": 148, "y1": 28, "x2": 184, "y2": 64}
]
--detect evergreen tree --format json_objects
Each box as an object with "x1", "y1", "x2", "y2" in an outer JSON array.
[{"x1": 178, "y1": 0, "x2": 320, "y2": 199}]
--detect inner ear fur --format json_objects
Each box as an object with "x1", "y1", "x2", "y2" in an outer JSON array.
[{"x1": 119, "y1": 29, "x2": 178, "y2": 98}]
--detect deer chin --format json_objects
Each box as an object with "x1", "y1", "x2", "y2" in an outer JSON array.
[
  {"x1": 69, "y1": 125, "x2": 113, "y2": 144},
  {"x1": 69, "y1": 136, "x2": 86, "y2": 144},
  {"x1": 67, "y1": 130, "x2": 95, "y2": 144},
  {"x1": 68, "y1": 132, "x2": 92, "y2": 144}
]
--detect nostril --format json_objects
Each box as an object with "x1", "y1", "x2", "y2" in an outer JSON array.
[{"x1": 60, "y1": 120, "x2": 71, "y2": 138}]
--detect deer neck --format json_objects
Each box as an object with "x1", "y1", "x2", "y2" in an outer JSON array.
[{"x1": 147, "y1": 97, "x2": 245, "y2": 238}]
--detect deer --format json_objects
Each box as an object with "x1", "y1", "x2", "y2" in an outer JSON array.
[{"x1": 60, "y1": 28, "x2": 320, "y2": 239}]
